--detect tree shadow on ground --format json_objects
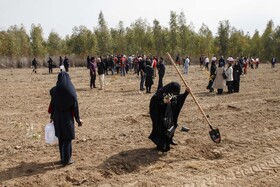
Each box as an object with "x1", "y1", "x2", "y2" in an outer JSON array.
[
  {"x1": 0, "y1": 161, "x2": 63, "y2": 182},
  {"x1": 98, "y1": 147, "x2": 163, "y2": 175}
]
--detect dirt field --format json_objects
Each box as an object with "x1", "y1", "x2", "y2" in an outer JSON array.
[{"x1": 0, "y1": 63, "x2": 280, "y2": 187}]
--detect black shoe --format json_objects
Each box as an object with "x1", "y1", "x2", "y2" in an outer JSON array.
[
  {"x1": 170, "y1": 140, "x2": 178, "y2": 145},
  {"x1": 181, "y1": 126, "x2": 190, "y2": 132},
  {"x1": 63, "y1": 160, "x2": 74, "y2": 166}
]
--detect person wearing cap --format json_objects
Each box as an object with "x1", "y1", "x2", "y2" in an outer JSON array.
[{"x1": 226, "y1": 57, "x2": 234, "y2": 93}]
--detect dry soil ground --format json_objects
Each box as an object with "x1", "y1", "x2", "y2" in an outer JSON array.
[{"x1": 0, "y1": 63, "x2": 280, "y2": 187}]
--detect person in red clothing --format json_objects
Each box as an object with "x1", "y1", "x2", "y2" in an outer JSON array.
[
  {"x1": 120, "y1": 55, "x2": 127, "y2": 76},
  {"x1": 152, "y1": 56, "x2": 157, "y2": 78}
]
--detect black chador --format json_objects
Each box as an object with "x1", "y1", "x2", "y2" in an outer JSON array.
[
  {"x1": 149, "y1": 82, "x2": 189, "y2": 152},
  {"x1": 49, "y1": 72, "x2": 82, "y2": 165}
]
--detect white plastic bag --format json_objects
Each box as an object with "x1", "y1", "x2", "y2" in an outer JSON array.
[
  {"x1": 45, "y1": 123, "x2": 58, "y2": 144},
  {"x1": 60, "y1": 65, "x2": 66, "y2": 72}
]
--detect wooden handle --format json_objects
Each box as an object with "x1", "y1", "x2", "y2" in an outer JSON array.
[{"x1": 166, "y1": 52, "x2": 213, "y2": 129}]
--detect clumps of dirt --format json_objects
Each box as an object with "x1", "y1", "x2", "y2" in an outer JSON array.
[
  {"x1": 198, "y1": 147, "x2": 223, "y2": 160},
  {"x1": 227, "y1": 105, "x2": 242, "y2": 111},
  {"x1": 101, "y1": 160, "x2": 139, "y2": 175},
  {"x1": 265, "y1": 98, "x2": 280, "y2": 104}
]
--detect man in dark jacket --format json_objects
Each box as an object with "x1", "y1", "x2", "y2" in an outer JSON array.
[
  {"x1": 89, "y1": 57, "x2": 96, "y2": 89},
  {"x1": 48, "y1": 72, "x2": 83, "y2": 166},
  {"x1": 149, "y1": 82, "x2": 190, "y2": 152},
  {"x1": 64, "y1": 56, "x2": 70, "y2": 72},
  {"x1": 157, "y1": 57, "x2": 165, "y2": 91},
  {"x1": 32, "y1": 57, "x2": 38, "y2": 73},
  {"x1": 48, "y1": 57, "x2": 53, "y2": 74}
]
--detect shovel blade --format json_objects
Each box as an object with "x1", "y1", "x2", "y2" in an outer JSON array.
[{"x1": 209, "y1": 128, "x2": 221, "y2": 143}]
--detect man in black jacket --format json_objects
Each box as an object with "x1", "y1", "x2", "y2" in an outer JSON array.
[{"x1": 157, "y1": 57, "x2": 165, "y2": 91}]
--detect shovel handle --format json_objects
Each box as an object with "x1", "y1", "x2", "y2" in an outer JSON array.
[{"x1": 166, "y1": 52, "x2": 213, "y2": 129}]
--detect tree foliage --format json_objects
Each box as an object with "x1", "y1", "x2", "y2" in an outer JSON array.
[
  {"x1": 1, "y1": 11, "x2": 280, "y2": 65},
  {"x1": 217, "y1": 20, "x2": 230, "y2": 56},
  {"x1": 30, "y1": 24, "x2": 45, "y2": 57},
  {"x1": 95, "y1": 11, "x2": 111, "y2": 56}
]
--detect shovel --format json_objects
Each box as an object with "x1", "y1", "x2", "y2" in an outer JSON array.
[{"x1": 166, "y1": 52, "x2": 221, "y2": 143}]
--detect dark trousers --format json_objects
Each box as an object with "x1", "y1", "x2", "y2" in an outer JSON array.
[
  {"x1": 233, "y1": 80, "x2": 240, "y2": 92},
  {"x1": 146, "y1": 86, "x2": 151, "y2": 93},
  {"x1": 49, "y1": 67, "x2": 53, "y2": 74},
  {"x1": 157, "y1": 76, "x2": 163, "y2": 91},
  {"x1": 90, "y1": 74, "x2": 96, "y2": 88},
  {"x1": 227, "y1": 81, "x2": 233, "y2": 93},
  {"x1": 217, "y1": 89, "x2": 223, "y2": 94},
  {"x1": 59, "y1": 138, "x2": 72, "y2": 164},
  {"x1": 140, "y1": 73, "x2": 145, "y2": 91},
  {"x1": 207, "y1": 80, "x2": 214, "y2": 92}
]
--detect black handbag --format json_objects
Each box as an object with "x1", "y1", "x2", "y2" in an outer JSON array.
[
  {"x1": 222, "y1": 69, "x2": 228, "y2": 79},
  {"x1": 163, "y1": 104, "x2": 175, "y2": 138}
]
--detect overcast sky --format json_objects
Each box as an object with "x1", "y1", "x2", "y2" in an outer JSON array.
[{"x1": 0, "y1": 0, "x2": 279, "y2": 39}]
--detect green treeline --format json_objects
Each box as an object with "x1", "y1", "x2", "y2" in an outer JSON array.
[{"x1": 0, "y1": 11, "x2": 279, "y2": 67}]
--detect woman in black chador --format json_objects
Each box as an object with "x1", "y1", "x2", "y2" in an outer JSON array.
[
  {"x1": 48, "y1": 72, "x2": 83, "y2": 166},
  {"x1": 149, "y1": 82, "x2": 190, "y2": 152},
  {"x1": 207, "y1": 60, "x2": 217, "y2": 92}
]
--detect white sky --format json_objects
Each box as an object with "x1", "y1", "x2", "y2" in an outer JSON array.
[{"x1": 0, "y1": 0, "x2": 279, "y2": 39}]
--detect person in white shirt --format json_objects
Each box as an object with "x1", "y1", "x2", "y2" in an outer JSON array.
[
  {"x1": 183, "y1": 56, "x2": 190, "y2": 75},
  {"x1": 205, "y1": 56, "x2": 210, "y2": 71},
  {"x1": 226, "y1": 57, "x2": 234, "y2": 93}
]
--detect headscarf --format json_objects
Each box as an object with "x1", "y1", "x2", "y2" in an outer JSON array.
[
  {"x1": 154, "y1": 82, "x2": 181, "y2": 100},
  {"x1": 53, "y1": 72, "x2": 77, "y2": 111}
]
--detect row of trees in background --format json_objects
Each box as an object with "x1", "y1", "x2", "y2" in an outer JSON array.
[{"x1": 0, "y1": 11, "x2": 279, "y2": 67}]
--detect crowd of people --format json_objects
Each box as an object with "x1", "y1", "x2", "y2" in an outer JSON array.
[
  {"x1": 44, "y1": 52, "x2": 277, "y2": 164},
  {"x1": 202, "y1": 55, "x2": 272, "y2": 94},
  {"x1": 86, "y1": 54, "x2": 166, "y2": 93}
]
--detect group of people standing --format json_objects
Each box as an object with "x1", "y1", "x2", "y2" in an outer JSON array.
[
  {"x1": 206, "y1": 56, "x2": 243, "y2": 94},
  {"x1": 31, "y1": 56, "x2": 70, "y2": 74},
  {"x1": 86, "y1": 54, "x2": 166, "y2": 93}
]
